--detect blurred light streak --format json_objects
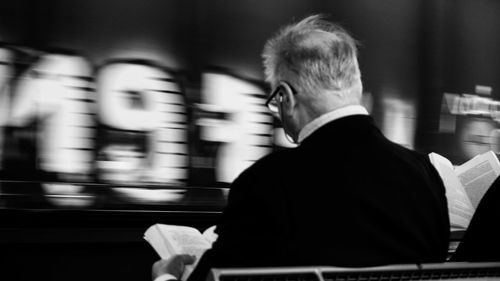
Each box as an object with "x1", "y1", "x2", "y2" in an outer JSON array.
[
  {"x1": 459, "y1": 118, "x2": 495, "y2": 159},
  {"x1": 43, "y1": 183, "x2": 95, "y2": 208},
  {"x1": 97, "y1": 144, "x2": 148, "y2": 183},
  {"x1": 113, "y1": 187, "x2": 185, "y2": 204},
  {"x1": 489, "y1": 129, "x2": 500, "y2": 154},
  {"x1": 198, "y1": 72, "x2": 273, "y2": 183},
  {"x1": 5, "y1": 53, "x2": 96, "y2": 207},
  {"x1": 0, "y1": 47, "x2": 13, "y2": 170},
  {"x1": 10, "y1": 53, "x2": 95, "y2": 175},
  {"x1": 96, "y1": 61, "x2": 188, "y2": 186},
  {"x1": 381, "y1": 95, "x2": 416, "y2": 149},
  {"x1": 440, "y1": 92, "x2": 500, "y2": 157},
  {"x1": 99, "y1": 39, "x2": 184, "y2": 70}
]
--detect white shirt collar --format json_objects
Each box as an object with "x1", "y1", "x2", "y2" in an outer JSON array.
[{"x1": 298, "y1": 105, "x2": 369, "y2": 143}]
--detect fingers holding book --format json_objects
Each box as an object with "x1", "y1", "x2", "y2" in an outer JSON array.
[{"x1": 152, "y1": 254, "x2": 197, "y2": 281}]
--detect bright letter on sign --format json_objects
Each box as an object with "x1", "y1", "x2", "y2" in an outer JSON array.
[
  {"x1": 9, "y1": 53, "x2": 95, "y2": 175},
  {"x1": 96, "y1": 62, "x2": 188, "y2": 185},
  {"x1": 0, "y1": 47, "x2": 13, "y2": 170},
  {"x1": 198, "y1": 72, "x2": 273, "y2": 183}
]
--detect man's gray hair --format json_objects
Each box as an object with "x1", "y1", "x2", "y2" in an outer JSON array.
[{"x1": 262, "y1": 14, "x2": 362, "y2": 103}]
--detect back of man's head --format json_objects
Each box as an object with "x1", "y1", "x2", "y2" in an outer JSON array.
[{"x1": 262, "y1": 14, "x2": 363, "y2": 111}]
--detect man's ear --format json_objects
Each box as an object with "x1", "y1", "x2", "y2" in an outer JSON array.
[{"x1": 279, "y1": 82, "x2": 296, "y2": 115}]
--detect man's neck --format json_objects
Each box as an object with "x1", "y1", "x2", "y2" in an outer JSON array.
[{"x1": 297, "y1": 105, "x2": 368, "y2": 143}]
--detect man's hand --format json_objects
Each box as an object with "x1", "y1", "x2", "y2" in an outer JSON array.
[{"x1": 152, "y1": 254, "x2": 197, "y2": 280}]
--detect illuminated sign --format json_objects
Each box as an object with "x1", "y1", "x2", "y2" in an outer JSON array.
[
  {"x1": 0, "y1": 45, "x2": 282, "y2": 200},
  {"x1": 96, "y1": 61, "x2": 189, "y2": 185},
  {"x1": 198, "y1": 72, "x2": 273, "y2": 183},
  {"x1": 443, "y1": 93, "x2": 500, "y2": 122},
  {"x1": 440, "y1": 92, "x2": 500, "y2": 160},
  {"x1": 10, "y1": 53, "x2": 94, "y2": 175}
]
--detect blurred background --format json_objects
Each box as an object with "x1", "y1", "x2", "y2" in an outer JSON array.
[
  {"x1": 1, "y1": 0, "x2": 500, "y2": 211},
  {"x1": 0, "y1": 0, "x2": 500, "y2": 279}
]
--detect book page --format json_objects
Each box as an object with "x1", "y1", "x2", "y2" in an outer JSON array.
[
  {"x1": 455, "y1": 150, "x2": 500, "y2": 209},
  {"x1": 429, "y1": 153, "x2": 475, "y2": 229},
  {"x1": 154, "y1": 224, "x2": 212, "y2": 257},
  {"x1": 144, "y1": 224, "x2": 213, "y2": 281},
  {"x1": 202, "y1": 225, "x2": 218, "y2": 244},
  {"x1": 144, "y1": 224, "x2": 171, "y2": 259}
]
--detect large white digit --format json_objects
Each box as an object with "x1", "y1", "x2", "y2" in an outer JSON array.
[
  {"x1": 198, "y1": 72, "x2": 273, "y2": 183},
  {"x1": 96, "y1": 62, "x2": 188, "y2": 185},
  {"x1": 6, "y1": 53, "x2": 95, "y2": 207},
  {"x1": 0, "y1": 47, "x2": 13, "y2": 170},
  {"x1": 9, "y1": 53, "x2": 94, "y2": 175}
]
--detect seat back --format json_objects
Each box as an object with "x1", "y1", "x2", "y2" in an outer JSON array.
[{"x1": 208, "y1": 262, "x2": 500, "y2": 281}]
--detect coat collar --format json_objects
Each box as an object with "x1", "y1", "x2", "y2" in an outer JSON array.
[{"x1": 298, "y1": 105, "x2": 369, "y2": 143}]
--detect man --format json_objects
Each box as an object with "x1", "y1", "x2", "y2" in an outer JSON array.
[
  {"x1": 152, "y1": 14, "x2": 450, "y2": 281},
  {"x1": 451, "y1": 175, "x2": 500, "y2": 262}
]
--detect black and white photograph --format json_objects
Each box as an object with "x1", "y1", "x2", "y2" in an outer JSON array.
[{"x1": 1, "y1": 1, "x2": 500, "y2": 280}]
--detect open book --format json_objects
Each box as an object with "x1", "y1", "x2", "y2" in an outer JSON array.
[
  {"x1": 429, "y1": 150, "x2": 500, "y2": 230},
  {"x1": 144, "y1": 224, "x2": 218, "y2": 280}
]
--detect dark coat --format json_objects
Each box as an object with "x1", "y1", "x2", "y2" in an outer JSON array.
[
  {"x1": 189, "y1": 115, "x2": 450, "y2": 281},
  {"x1": 451, "y1": 175, "x2": 500, "y2": 262}
]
